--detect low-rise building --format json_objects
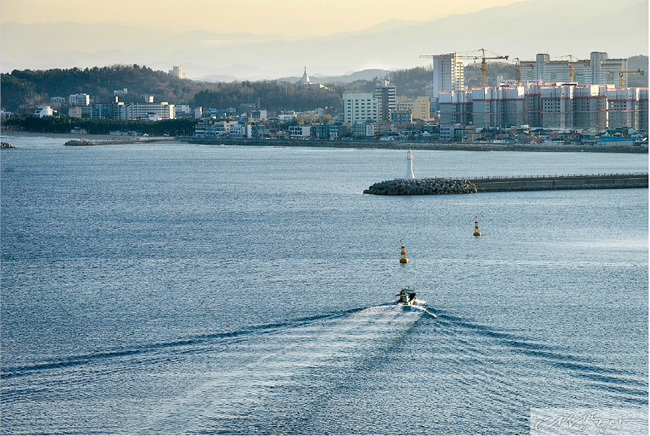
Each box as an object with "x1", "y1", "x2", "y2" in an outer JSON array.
[
  {"x1": 68, "y1": 106, "x2": 91, "y2": 118},
  {"x1": 91, "y1": 101, "x2": 126, "y2": 119},
  {"x1": 391, "y1": 110, "x2": 412, "y2": 124},
  {"x1": 126, "y1": 101, "x2": 175, "y2": 120},
  {"x1": 229, "y1": 123, "x2": 246, "y2": 137},
  {"x1": 34, "y1": 106, "x2": 53, "y2": 118},
  {"x1": 315, "y1": 123, "x2": 339, "y2": 140},
  {"x1": 68, "y1": 93, "x2": 90, "y2": 106},
  {"x1": 352, "y1": 122, "x2": 375, "y2": 138},
  {"x1": 288, "y1": 125, "x2": 311, "y2": 138},
  {"x1": 250, "y1": 110, "x2": 268, "y2": 121}
]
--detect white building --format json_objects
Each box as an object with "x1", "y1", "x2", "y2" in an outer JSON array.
[
  {"x1": 608, "y1": 88, "x2": 642, "y2": 130},
  {"x1": 439, "y1": 83, "x2": 636, "y2": 131},
  {"x1": 229, "y1": 123, "x2": 246, "y2": 137},
  {"x1": 343, "y1": 93, "x2": 378, "y2": 124},
  {"x1": 573, "y1": 85, "x2": 608, "y2": 131},
  {"x1": 439, "y1": 91, "x2": 472, "y2": 126},
  {"x1": 169, "y1": 66, "x2": 185, "y2": 79},
  {"x1": 126, "y1": 102, "x2": 175, "y2": 120},
  {"x1": 277, "y1": 112, "x2": 297, "y2": 122},
  {"x1": 431, "y1": 53, "x2": 465, "y2": 108},
  {"x1": 472, "y1": 86, "x2": 526, "y2": 128},
  {"x1": 295, "y1": 67, "x2": 312, "y2": 86},
  {"x1": 34, "y1": 106, "x2": 53, "y2": 118},
  {"x1": 68, "y1": 93, "x2": 90, "y2": 106},
  {"x1": 288, "y1": 125, "x2": 311, "y2": 138}
]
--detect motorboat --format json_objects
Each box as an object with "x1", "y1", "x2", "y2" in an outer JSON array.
[{"x1": 395, "y1": 287, "x2": 426, "y2": 308}]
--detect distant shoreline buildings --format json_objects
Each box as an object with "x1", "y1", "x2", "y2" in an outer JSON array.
[{"x1": 15, "y1": 56, "x2": 649, "y2": 142}]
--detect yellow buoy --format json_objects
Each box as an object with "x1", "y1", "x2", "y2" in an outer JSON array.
[
  {"x1": 473, "y1": 218, "x2": 482, "y2": 237},
  {"x1": 399, "y1": 244, "x2": 409, "y2": 264}
]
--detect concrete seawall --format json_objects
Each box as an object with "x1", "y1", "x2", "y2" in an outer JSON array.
[
  {"x1": 364, "y1": 173, "x2": 648, "y2": 195},
  {"x1": 469, "y1": 174, "x2": 648, "y2": 192},
  {"x1": 185, "y1": 138, "x2": 648, "y2": 154}
]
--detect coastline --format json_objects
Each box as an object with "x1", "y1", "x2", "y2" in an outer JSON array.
[
  {"x1": 2, "y1": 131, "x2": 647, "y2": 153},
  {"x1": 186, "y1": 137, "x2": 649, "y2": 154}
]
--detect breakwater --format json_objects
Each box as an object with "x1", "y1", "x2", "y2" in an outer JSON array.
[
  {"x1": 363, "y1": 173, "x2": 648, "y2": 195},
  {"x1": 64, "y1": 138, "x2": 172, "y2": 146}
]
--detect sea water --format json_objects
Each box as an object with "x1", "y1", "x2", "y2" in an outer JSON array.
[{"x1": 1, "y1": 137, "x2": 647, "y2": 434}]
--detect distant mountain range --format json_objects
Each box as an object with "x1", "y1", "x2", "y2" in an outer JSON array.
[{"x1": 1, "y1": 0, "x2": 647, "y2": 80}]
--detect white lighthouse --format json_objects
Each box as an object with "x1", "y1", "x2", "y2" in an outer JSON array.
[{"x1": 405, "y1": 150, "x2": 415, "y2": 179}]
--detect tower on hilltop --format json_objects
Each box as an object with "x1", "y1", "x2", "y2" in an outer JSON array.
[{"x1": 295, "y1": 66, "x2": 312, "y2": 86}]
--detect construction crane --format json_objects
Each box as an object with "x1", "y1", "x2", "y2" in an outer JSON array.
[
  {"x1": 511, "y1": 57, "x2": 536, "y2": 85},
  {"x1": 458, "y1": 48, "x2": 509, "y2": 87},
  {"x1": 607, "y1": 70, "x2": 645, "y2": 88},
  {"x1": 513, "y1": 57, "x2": 521, "y2": 85},
  {"x1": 556, "y1": 55, "x2": 577, "y2": 82}
]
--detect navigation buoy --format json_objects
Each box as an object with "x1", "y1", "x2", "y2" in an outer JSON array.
[
  {"x1": 400, "y1": 243, "x2": 409, "y2": 264},
  {"x1": 473, "y1": 217, "x2": 482, "y2": 237}
]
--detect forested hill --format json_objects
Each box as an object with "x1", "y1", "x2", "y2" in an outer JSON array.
[
  {"x1": 1, "y1": 65, "x2": 342, "y2": 113},
  {"x1": 2, "y1": 56, "x2": 647, "y2": 114}
]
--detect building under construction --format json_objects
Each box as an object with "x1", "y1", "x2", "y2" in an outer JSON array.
[
  {"x1": 440, "y1": 83, "x2": 648, "y2": 132},
  {"x1": 519, "y1": 52, "x2": 629, "y2": 86}
]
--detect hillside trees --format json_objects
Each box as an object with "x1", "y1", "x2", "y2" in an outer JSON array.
[
  {"x1": 192, "y1": 81, "x2": 341, "y2": 111},
  {"x1": 1, "y1": 66, "x2": 342, "y2": 113}
]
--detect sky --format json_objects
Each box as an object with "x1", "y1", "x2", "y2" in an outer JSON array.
[
  {"x1": 2, "y1": 0, "x2": 520, "y2": 37},
  {"x1": 1, "y1": 0, "x2": 647, "y2": 79}
]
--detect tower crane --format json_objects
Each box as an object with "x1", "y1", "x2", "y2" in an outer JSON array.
[
  {"x1": 513, "y1": 57, "x2": 521, "y2": 85},
  {"x1": 510, "y1": 58, "x2": 536, "y2": 85},
  {"x1": 458, "y1": 48, "x2": 509, "y2": 87},
  {"x1": 557, "y1": 55, "x2": 577, "y2": 82},
  {"x1": 607, "y1": 70, "x2": 645, "y2": 88}
]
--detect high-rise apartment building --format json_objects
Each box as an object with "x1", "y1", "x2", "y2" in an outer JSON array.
[
  {"x1": 573, "y1": 85, "x2": 608, "y2": 131},
  {"x1": 519, "y1": 52, "x2": 629, "y2": 86},
  {"x1": 439, "y1": 91, "x2": 472, "y2": 126},
  {"x1": 431, "y1": 53, "x2": 465, "y2": 108},
  {"x1": 439, "y1": 83, "x2": 647, "y2": 132},
  {"x1": 373, "y1": 81, "x2": 396, "y2": 123},
  {"x1": 608, "y1": 88, "x2": 644, "y2": 130},
  {"x1": 343, "y1": 93, "x2": 378, "y2": 124},
  {"x1": 471, "y1": 87, "x2": 525, "y2": 128}
]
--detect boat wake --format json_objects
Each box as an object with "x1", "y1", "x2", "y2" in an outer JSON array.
[{"x1": 143, "y1": 304, "x2": 426, "y2": 433}]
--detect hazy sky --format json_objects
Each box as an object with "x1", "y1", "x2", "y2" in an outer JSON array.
[
  {"x1": 2, "y1": 0, "x2": 520, "y2": 36},
  {"x1": 1, "y1": 0, "x2": 646, "y2": 78}
]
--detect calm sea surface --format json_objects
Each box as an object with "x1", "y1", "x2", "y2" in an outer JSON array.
[{"x1": 1, "y1": 136, "x2": 648, "y2": 434}]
